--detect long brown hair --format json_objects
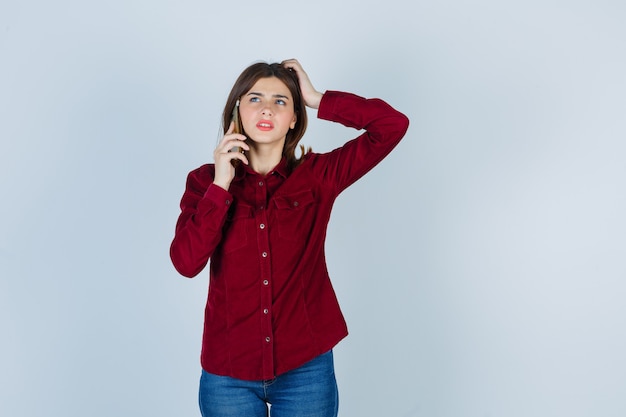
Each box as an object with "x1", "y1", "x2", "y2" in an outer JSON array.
[{"x1": 222, "y1": 62, "x2": 310, "y2": 172}]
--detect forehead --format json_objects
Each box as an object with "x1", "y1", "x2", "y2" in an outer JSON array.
[{"x1": 246, "y1": 77, "x2": 292, "y2": 98}]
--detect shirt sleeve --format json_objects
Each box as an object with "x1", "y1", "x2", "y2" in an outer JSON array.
[
  {"x1": 313, "y1": 90, "x2": 410, "y2": 193},
  {"x1": 170, "y1": 166, "x2": 233, "y2": 278}
]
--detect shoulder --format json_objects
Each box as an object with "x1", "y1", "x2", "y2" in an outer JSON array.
[
  {"x1": 185, "y1": 164, "x2": 216, "y2": 190},
  {"x1": 187, "y1": 163, "x2": 215, "y2": 180},
  {"x1": 294, "y1": 152, "x2": 323, "y2": 170}
]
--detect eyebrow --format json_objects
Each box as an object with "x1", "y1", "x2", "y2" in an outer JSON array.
[{"x1": 246, "y1": 92, "x2": 290, "y2": 100}]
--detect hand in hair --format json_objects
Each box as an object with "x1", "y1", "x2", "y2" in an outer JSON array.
[{"x1": 281, "y1": 59, "x2": 323, "y2": 110}]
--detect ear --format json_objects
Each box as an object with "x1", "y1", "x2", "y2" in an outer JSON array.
[{"x1": 290, "y1": 114, "x2": 297, "y2": 129}]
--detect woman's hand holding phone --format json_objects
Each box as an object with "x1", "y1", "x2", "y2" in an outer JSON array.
[{"x1": 213, "y1": 121, "x2": 249, "y2": 191}]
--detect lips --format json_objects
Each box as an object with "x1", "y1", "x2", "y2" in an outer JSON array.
[{"x1": 256, "y1": 120, "x2": 274, "y2": 131}]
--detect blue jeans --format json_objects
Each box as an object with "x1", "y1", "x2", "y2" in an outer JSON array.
[{"x1": 199, "y1": 351, "x2": 339, "y2": 417}]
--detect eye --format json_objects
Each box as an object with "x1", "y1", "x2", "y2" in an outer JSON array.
[
  {"x1": 249, "y1": 97, "x2": 260, "y2": 103},
  {"x1": 275, "y1": 99, "x2": 286, "y2": 105}
]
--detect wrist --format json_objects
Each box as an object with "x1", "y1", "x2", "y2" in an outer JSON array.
[
  {"x1": 308, "y1": 91, "x2": 323, "y2": 109},
  {"x1": 212, "y1": 179, "x2": 230, "y2": 192}
]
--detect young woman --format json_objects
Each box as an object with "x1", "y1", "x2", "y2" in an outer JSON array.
[{"x1": 170, "y1": 59, "x2": 409, "y2": 417}]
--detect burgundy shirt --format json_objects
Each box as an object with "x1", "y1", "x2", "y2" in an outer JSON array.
[{"x1": 170, "y1": 90, "x2": 409, "y2": 380}]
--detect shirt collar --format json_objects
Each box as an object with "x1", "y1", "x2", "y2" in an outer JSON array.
[
  {"x1": 271, "y1": 158, "x2": 289, "y2": 179},
  {"x1": 234, "y1": 157, "x2": 289, "y2": 181}
]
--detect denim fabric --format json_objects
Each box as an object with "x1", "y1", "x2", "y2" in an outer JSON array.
[{"x1": 199, "y1": 351, "x2": 339, "y2": 417}]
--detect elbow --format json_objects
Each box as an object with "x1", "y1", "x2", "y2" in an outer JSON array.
[
  {"x1": 397, "y1": 112, "x2": 410, "y2": 138},
  {"x1": 169, "y1": 240, "x2": 205, "y2": 278},
  {"x1": 384, "y1": 113, "x2": 410, "y2": 146},
  {"x1": 175, "y1": 264, "x2": 202, "y2": 279}
]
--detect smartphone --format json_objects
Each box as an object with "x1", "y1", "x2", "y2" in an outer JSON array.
[{"x1": 231, "y1": 100, "x2": 243, "y2": 153}]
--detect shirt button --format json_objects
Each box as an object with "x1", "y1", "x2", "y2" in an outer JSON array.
[
  {"x1": 265, "y1": 337, "x2": 271, "y2": 343},
  {"x1": 225, "y1": 200, "x2": 231, "y2": 206},
  {"x1": 263, "y1": 309, "x2": 269, "y2": 314},
  {"x1": 258, "y1": 181, "x2": 264, "y2": 187},
  {"x1": 259, "y1": 205, "x2": 264, "y2": 210},
  {"x1": 262, "y1": 252, "x2": 268, "y2": 258},
  {"x1": 263, "y1": 280, "x2": 269, "y2": 286},
  {"x1": 293, "y1": 201, "x2": 299, "y2": 207},
  {"x1": 260, "y1": 223, "x2": 265, "y2": 229}
]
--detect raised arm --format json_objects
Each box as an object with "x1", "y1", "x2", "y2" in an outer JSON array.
[
  {"x1": 312, "y1": 90, "x2": 410, "y2": 194},
  {"x1": 283, "y1": 59, "x2": 409, "y2": 192}
]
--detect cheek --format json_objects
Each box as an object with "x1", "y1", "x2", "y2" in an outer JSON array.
[
  {"x1": 239, "y1": 108, "x2": 256, "y2": 128},
  {"x1": 238, "y1": 106, "x2": 252, "y2": 120},
  {"x1": 282, "y1": 110, "x2": 296, "y2": 126}
]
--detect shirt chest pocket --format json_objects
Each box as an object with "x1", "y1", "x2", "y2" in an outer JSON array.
[
  {"x1": 221, "y1": 203, "x2": 254, "y2": 254},
  {"x1": 272, "y1": 189, "x2": 317, "y2": 242}
]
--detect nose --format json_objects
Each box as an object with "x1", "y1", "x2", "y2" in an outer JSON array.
[{"x1": 261, "y1": 104, "x2": 273, "y2": 116}]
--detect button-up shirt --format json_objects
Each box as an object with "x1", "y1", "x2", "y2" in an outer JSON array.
[{"x1": 170, "y1": 90, "x2": 409, "y2": 380}]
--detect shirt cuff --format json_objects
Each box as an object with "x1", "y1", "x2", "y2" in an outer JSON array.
[
  {"x1": 200, "y1": 183, "x2": 234, "y2": 210},
  {"x1": 317, "y1": 90, "x2": 343, "y2": 121},
  {"x1": 317, "y1": 90, "x2": 367, "y2": 130}
]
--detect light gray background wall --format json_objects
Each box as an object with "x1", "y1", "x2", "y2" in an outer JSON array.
[{"x1": 1, "y1": 1, "x2": 625, "y2": 416}]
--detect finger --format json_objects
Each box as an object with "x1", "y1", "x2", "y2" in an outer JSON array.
[
  {"x1": 282, "y1": 59, "x2": 301, "y2": 71},
  {"x1": 283, "y1": 60, "x2": 312, "y2": 87},
  {"x1": 214, "y1": 153, "x2": 244, "y2": 172},
  {"x1": 237, "y1": 153, "x2": 249, "y2": 165},
  {"x1": 219, "y1": 150, "x2": 249, "y2": 165},
  {"x1": 218, "y1": 122, "x2": 238, "y2": 146},
  {"x1": 226, "y1": 120, "x2": 235, "y2": 134},
  {"x1": 218, "y1": 138, "x2": 249, "y2": 154},
  {"x1": 219, "y1": 132, "x2": 247, "y2": 149}
]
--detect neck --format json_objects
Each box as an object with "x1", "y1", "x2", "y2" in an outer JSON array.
[{"x1": 248, "y1": 142, "x2": 284, "y2": 176}]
